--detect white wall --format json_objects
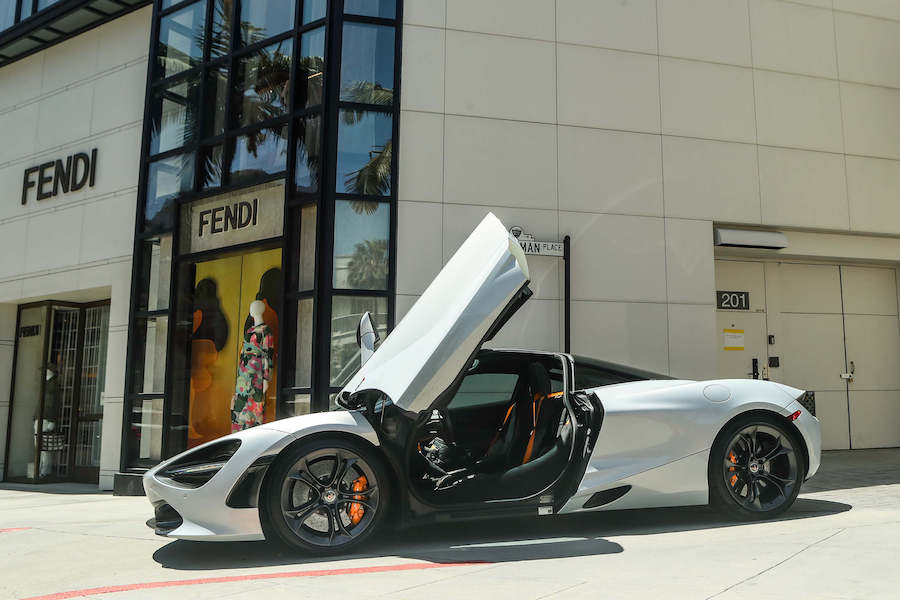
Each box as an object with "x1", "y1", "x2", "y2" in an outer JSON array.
[
  {"x1": 396, "y1": 0, "x2": 900, "y2": 380},
  {"x1": 0, "y1": 7, "x2": 151, "y2": 488}
]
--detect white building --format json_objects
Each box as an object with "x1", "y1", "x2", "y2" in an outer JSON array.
[{"x1": 1, "y1": 0, "x2": 899, "y2": 491}]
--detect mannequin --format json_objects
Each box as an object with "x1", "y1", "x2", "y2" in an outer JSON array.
[{"x1": 231, "y1": 300, "x2": 274, "y2": 431}]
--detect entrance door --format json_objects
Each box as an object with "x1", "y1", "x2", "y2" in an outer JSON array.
[
  {"x1": 4, "y1": 301, "x2": 110, "y2": 483},
  {"x1": 763, "y1": 263, "x2": 849, "y2": 449},
  {"x1": 71, "y1": 304, "x2": 110, "y2": 481},
  {"x1": 714, "y1": 261, "x2": 769, "y2": 380},
  {"x1": 841, "y1": 267, "x2": 900, "y2": 448}
]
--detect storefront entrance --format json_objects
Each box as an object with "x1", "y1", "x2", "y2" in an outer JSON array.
[
  {"x1": 4, "y1": 301, "x2": 110, "y2": 483},
  {"x1": 715, "y1": 259, "x2": 900, "y2": 451}
]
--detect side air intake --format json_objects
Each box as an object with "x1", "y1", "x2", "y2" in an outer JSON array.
[{"x1": 582, "y1": 485, "x2": 631, "y2": 509}]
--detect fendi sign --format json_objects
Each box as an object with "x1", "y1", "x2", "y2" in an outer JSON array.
[
  {"x1": 181, "y1": 181, "x2": 284, "y2": 254},
  {"x1": 22, "y1": 149, "x2": 98, "y2": 205}
]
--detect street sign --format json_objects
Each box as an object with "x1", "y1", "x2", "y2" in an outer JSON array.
[{"x1": 509, "y1": 227, "x2": 564, "y2": 257}]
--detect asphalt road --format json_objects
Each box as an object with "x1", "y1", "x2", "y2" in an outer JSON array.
[{"x1": 2, "y1": 449, "x2": 898, "y2": 600}]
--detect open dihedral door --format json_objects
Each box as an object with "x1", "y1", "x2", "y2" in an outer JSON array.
[
  {"x1": 338, "y1": 212, "x2": 531, "y2": 412},
  {"x1": 549, "y1": 384, "x2": 604, "y2": 515}
]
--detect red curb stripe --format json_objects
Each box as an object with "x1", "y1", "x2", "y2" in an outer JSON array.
[
  {"x1": 20, "y1": 561, "x2": 482, "y2": 600},
  {"x1": 0, "y1": 527, "x2": 30, "y2": 533}
]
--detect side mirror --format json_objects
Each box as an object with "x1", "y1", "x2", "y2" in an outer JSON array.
[{"x1": 356, "y1": 311, "x2": 380, "y2": 367}]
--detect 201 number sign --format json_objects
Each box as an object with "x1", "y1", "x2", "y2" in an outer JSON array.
[{"x1": 717, "y1": 291, "x2": 750, "y2": 310}]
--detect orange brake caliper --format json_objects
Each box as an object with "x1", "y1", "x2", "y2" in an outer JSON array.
[
  {"x1": 348, "y1": 476, "x2": 368, "y2": 525},
  {"x1": 728, "y1": 451, "x2": 738, "y2": 487}
]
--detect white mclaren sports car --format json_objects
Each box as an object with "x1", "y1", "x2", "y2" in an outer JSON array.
[{"x1": 144, "y1": 213, "x2": 822, "y2": 554}]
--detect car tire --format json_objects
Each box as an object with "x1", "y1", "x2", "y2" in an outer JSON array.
[
  {"x1": 708, "y1": 413, "x2": 806, "y2": 521},
  {"x1": 262, "y1": 436, "x2": 391, "y2": 554}
]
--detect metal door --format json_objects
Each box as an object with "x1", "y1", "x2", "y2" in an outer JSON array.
[
  {"x1": 841, "y1": 266, "x2": 900, "y2": 449},
  {"x1": 763, "y1": 263, "x2": 849, "y2": 449},
  {"x1": 714, "y1": 261, "x2": 768, "y2": 380},
  {"x1": 71, "y1": 303, "x2": 110, "y2": 481}
]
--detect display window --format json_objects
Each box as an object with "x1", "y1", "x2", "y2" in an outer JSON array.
[{"x1": 188, "y1": 248, "x2": 282, "y2": 448}]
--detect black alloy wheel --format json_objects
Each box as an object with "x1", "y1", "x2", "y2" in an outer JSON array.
[
  {"x1": 264, "y1": 438, "x2": 389, "y2": 553},
  {"x1": 709, "y1": 415, "x2": 805, "y2": 520}
]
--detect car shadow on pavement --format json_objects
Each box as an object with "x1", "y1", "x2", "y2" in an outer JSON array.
[{"x1": 151, "y1": 497, "x2": 849, "y2": 570}]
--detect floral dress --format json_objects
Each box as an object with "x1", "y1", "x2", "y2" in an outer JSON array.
[{"x1": 231, "y1": 323, "x2": 274, "y2": 432}]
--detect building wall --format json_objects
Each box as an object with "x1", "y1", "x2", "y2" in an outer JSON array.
[
  {"x1": 396, "y1": 0, "x2": 900, "y2": 379},
  {"x1": 0, "y1": 7, "x2": 151, "y2": 487}
]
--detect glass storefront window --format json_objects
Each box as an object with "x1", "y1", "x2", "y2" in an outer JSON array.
[
  {"x1": 234, "y1": 39, "x2": 292, "y2": 127},
  {"x1": 210, "y1": 0, "x2": 232, "y2": 59},
  {"x1": 132, "y1": 315, "x2": 168, "y2": 395},
  {"x1": 127, "y1": 397, "x2": 164, "y2": 464},
  {"x1": 156, "y1": 0, "x2": 207, "y2": 80},
  {"x1": 340, "y1": 23, "x2": 394, "y2": 106},
  {"x1": 295, "y1": 115, "x2": 321, "y2": 192},
  {"x1": 333, "y1": 200, "x2": 389, "y2": 290},
  {"x1": 19, "y1": 0, "x2": 32, "y2": 20},
  {"x1": 336, "y1": 110, "x2": 392, "y2": 195},
  {"x1": 145, "y1": 152, "x2": 195, "y2": 231},
  {"x1": 330, "y1": 295, "x2": 387, "y2": 386},
  {"x1": 298, "y1": 27, "x2": 325, "y2": 108},
  {"x1": 298, "y1": 204, "x2": 317, "y2": 290},
  {"x1": 36, "y1": 0, "x2": 60, "y2": 9},
  {"x1": 295, "y1": 297, "x2": 313, "y2": 387},
  {"x1": 149, "y1": 75, "x2": 200, "y2": 156},
  {"x1": 344, "y1": 0, "x2": 394, "y2": 19},
  {"x1": 205, "y1": 65, "x2": 228, "y2": 136},
  {"x1": 136, "y1": 235, "x2": 173, "y2": 311},
  {"x1": 1, "y1": 0, "x2": 15, "y2": 32},
  {"x1": 287, "y1": 393, "x2": 311, "y2": 417},
  {"x1": 201, "y1": 144, "x2": 224, "y2": 189},
  {"x1": 185, "y1": 248, "x2": 283, "y2": 448},
  {"x1": 303, "y1": 0, "x2": 326, "y2": 24},
  {"x1": 230, "y1": 125, "x2": 288, "y2": 184},
  {"x1": 239, "y1": 0, "x2": 294, "y2": 47}
]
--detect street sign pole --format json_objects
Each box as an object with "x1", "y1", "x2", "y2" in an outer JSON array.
[{"x1": 510, "y1": 227, "x2": 571, "y2": 354}]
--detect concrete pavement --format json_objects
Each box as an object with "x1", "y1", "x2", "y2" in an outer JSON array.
[{"x1": 1, "y1": 449, "x2": 898, "y2": 599}]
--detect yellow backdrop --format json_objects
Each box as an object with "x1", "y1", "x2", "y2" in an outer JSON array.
[{"x1": 189, "y1": 248, "x2": 282, "y2": 447}]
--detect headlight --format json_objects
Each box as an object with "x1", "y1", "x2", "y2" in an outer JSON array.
[{"x1": 160, "y1": 439, "x2": 241, "y2": 487}]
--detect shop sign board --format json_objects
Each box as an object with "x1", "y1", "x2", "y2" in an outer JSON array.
[
  {"x1": 182, "y1": 181, "x2": 284, "y2": 254},
  {"x1": 21, "y1": 149, "x2": 98, "y2": 205},
  {"x1": 508, "y1": 226, "x2": 564, "y2": 257}
]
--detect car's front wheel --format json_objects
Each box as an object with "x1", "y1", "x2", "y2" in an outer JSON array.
[
  {"x1": 708, "y1": 414, "x2": 805, "y2": 520},
  {"x1": 263, "y1": 437, "x2": 390, "y2": 554}
]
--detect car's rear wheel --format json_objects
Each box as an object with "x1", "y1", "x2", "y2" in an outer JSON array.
[
  {"x1": 263, "y1": 437, "x2": 389, "y2": 554},
  {"x1": 708, "y1": 414, "x2": 805, "y2": 520}
]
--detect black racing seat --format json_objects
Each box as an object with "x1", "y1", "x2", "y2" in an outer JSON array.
[
  {"x1": 479, "y1": 362, "x2": 563, "y2": 472},
  {"x1": 436, "y1": 418, "x2": 574, "y2": 503}
]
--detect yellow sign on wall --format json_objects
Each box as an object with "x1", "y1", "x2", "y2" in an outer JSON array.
[{"x1": 723, "y1": 328, "x2": 745, "y2": 351}]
